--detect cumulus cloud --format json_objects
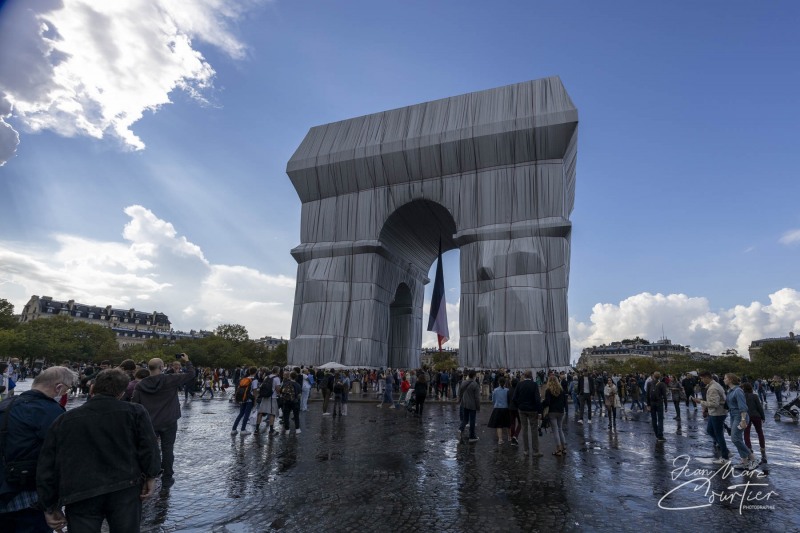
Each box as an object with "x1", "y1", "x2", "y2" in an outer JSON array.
[
  {"x1": 569, "y1": 290, "x2": 800, "y2": 362},
  {"x1": 779, "y1": 229, "x2": 800, "y2": 245},
  {"x1": 0, "y1": 205, "x2": 295, "y2": 338},
  {"x1": 0, "y1": 0, "x2": 264, "y2": 165}
]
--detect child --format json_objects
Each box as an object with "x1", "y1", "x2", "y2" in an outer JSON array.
[
  {"x1": 199, "y1": 374, "x2": 214, "y2": 399},
  {"x1": 487, "y1": 377, "x2": 511, "y2": 444}
]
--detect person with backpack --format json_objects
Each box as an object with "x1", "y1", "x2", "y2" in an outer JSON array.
[
  {"x1": 332, "y1": 373, "x2": 344, "y2": 416},
  {"x1": 279, "y1": 371, "x2": 301, "y2": 434},
  {"x1": 255, "y1": 367, "x2": 282, "y2": 435},
  {"x1": 230, "y1": 367, "x2": 258, "y2": 436},
  {"x1": 646, "y1": 372, "x2": 668, "y2": 442},
  {"x1": 321, "y1": 370, "x2": 335, "y2": 415}
]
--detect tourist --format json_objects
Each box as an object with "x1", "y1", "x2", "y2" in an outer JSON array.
[
  {"x1": 742, "y1": 382, "x2": 767, "y2": 465},
  {"x1": 321, "y1": 370, "x2": 334, "y2": 414},
  {"x1": 280, "y1": 371, "x2": 301, "y2": 434},
  {"x1": 300, "y1": 370, "x2": 312, "y2": 412},
  {"x1": 340, "y1": 370, "x2": 350, "y2": 416},
  {"x1": 38, "y1": 369, "x2": 161, "y2": 532},
  {"x1": 0, "y1": 366, "x2": 74, "y2": 532},
  {"x1": 457, "y1": 370, "x2": 481, "y2": 443},
  {"x1": 512, "y1": 370, "x2": 543, "y2": 457},
  {"x1": 131, "y1": 354, "x2": 196, "y2": 489},
  {"x1": 668, "y1": 375, "x2": 684, "y2": 422},
  {"x1": 399, "y1": 374, "x2": 411, "y2": 405},
  {"x1": 487, "y1": 377, "x2": 511, "y2": 444},
  {"x1": 724, "y1": 374, "x2": 759, "y2": 470},
  {"x1": 691, "y1": 370, "x2": 730, "y2": 465},
  {"x1": 199, "y1": 373, "x2": 214, "y2": 399},
  {"x1": 332, "y1": 373, "x2": 344, "y2": 416},
  {"x1": 378, "y1": 368, "x2": 395, "y2": 408},
  {"x1": 628, "y1": 376, "x2": 643, "y2": 412},
  {"x1": 229, "y1": 367, "x2": 258, "y2": 437},
  {"x1": 575, "y1": 370, "x2": 594, "y2": 424},
  {"x1": 508, "y1": 377, "x2": 521, "y2": 446},
  {"x1": 255, "y1": 366, "x2": 281, "y2": 433},
  {"x1": 646, "y1": 372, "x2": 668, "y2": 442},
  {"x1": 124, "y1": 368, "x2": 150, "y2": 401},
  {"x1": 414, "y1": 371, "x2": 428, "y2": 417},
  {"x1": 603, "y1": 377, "x2": 620, "y2": 431},
  {"x1": 544, "y1": 375, "x2": 567, "y2": 456}
]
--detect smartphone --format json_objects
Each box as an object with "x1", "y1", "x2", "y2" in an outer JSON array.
[{"x1": 175, "y1": 353, "x2": 184, "y2": 359}]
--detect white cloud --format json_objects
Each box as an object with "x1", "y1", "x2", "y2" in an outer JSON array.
[
  {"x1": 0, "y1": 205, "x2": 294, "y2": 338},
  {"x1": 779, "y1": 229, "x2": 800, "y2": 245},
  {"x1": 569, "y1": 290, "x2": 800, "y2": 362},
  {"x1": 0, "y1": 0, "x2": 264, "y2": 165}
]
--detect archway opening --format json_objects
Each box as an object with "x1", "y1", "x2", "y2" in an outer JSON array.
[
  {"x1": 388, "y1": 283, "x2": 413, "y2": 369},
  {"x1": 379, "y1": 200, "x2": 459, "y2": 368}
]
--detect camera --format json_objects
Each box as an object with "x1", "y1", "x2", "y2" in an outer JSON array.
[{"x1": 175, "y1": 353, "x2": 184, "y2": 360}]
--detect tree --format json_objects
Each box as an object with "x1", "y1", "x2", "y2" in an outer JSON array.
[
  {"x1": 0, "y1": 298, "x2": 18, "y2": 330},
  {"x1": 214, "y1": 324, "x2": 249, "y2": 344},
  {"x1": 754, "y1": 340, "x2": 800, "y2": 376},
  {"x1": 432, "y1": 351, "x2": 458, "y2": 371}
]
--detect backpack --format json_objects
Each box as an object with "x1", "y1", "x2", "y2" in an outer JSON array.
[
  {"x1": 258, "y1": 377, "x2": 274, "y2": 399},
  {"x1": 235, "y1": 377, "x2": 253, "y2": 403},
  {"x1": 333, "y1": 380, "x2": 343, "y2": 394},
  {"x1": 281, "y1": 381, "x2": 298, "y2": 404}
]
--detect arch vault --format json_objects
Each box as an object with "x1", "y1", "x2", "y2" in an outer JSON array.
[{"x1": 286, "y1": 77, "x2": 578, "y2": 369}]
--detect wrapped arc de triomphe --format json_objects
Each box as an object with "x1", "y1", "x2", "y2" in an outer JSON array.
[{"x1": 286, "y1": 76, "x2": 577, "y2": 370}]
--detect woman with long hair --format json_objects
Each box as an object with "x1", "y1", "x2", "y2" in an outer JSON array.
[
  {"x1": 604, "y1": 378, "x2": 621, "y2": 431},
  {"x1": 544, "y1": 375, "x2": 567, "y2": 456},
  {"x1": 414, "y1": 371, "x2": 428, "y2": 417}
]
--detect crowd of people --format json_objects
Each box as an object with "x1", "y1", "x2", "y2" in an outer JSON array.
[{"x1": 0, "y1": 355, "x2": 797, "y2": 532}]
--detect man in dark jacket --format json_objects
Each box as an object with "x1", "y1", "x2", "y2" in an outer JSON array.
[
  {"x1": 512, "y1": 370, "x2": 543, "y2": 457},
  {"x1": 457, "y1": 370, "x2": 481, "y2": 443},
  {"x1": 646, "y1": 371, "x2": 668, "y2": 441},
  {"x1": 576, "y1": 370, "x2": 595, "y2": 424},
  {"x1": 38, "y1": 369, "x2": 161, "y2": 532},
  {"x1": 0, "y1": 366, "x2": 74, "y2": 532},
  {"x1": 131, "y1": 354, "x2": 194, "y2": 490}
]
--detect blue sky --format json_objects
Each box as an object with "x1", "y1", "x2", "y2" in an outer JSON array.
[{"x1": 1, "y1": 0, "x2": 798, "y2": 361}]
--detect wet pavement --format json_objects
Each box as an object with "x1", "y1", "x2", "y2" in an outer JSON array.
[{"x1": 18, "y1": 382, "x2": 800, "y2": 532}]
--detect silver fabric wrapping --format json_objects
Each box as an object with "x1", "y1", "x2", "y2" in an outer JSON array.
[{"x1": 286, "y1": 76, "x2": 577, "y2": 369}]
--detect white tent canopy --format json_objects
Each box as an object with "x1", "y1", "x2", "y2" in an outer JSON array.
[{"x1": 317, "y1": 362, "x2": 348, "y2": 370}]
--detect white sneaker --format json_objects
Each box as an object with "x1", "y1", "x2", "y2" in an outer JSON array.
[
  {"x1": 322, "y1": 412, "x2": 331, "y2": 416},
  {"x1": 240, "y1": 430, "x2": 251, "y2": 436},
  {"x1": 712, "y1": 457, "x2": 727, "y2": 465},
  {"x1": 588, "y1": 420, "x2": 592, "y2": 424},
  {"x1": 285, "y1": 430, "x2": 290, "y2": 435},
  {"x1": 295, "y1": 429, "x2": 301, "y2": 434},
  {"x1": 577, "y1": 420, "x2": 583, "y2": 425}
]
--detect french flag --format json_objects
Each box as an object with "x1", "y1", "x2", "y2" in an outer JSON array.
[{"x1": 427, "y1": 240, "x2": 449, "y2": 350}]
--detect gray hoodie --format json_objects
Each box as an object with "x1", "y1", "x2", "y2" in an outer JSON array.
[{"x1": 131, "y1": 363, "x2": 195, "y2": 430}]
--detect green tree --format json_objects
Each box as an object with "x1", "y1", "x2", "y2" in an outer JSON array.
[
  {"x1": 15, "y1": 316, "x2": 119, "y2": 367},
  {"x1": 270, "y1": 342, "x2": 288, "y2": 368},
  {"x1": 754, "y1": 340, "x2": 800, "y2": 376},
  {"x1": 0, "y1": 298, "x2": 18, "y2": 330},
  {"x1": 432, "y1": 351, "x2": 458, "y2": 371},
  {"x1": 214, "y1": 324, "x2": 249, "y2": 343}
]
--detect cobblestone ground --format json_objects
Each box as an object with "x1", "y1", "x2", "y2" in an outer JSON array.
[{"x1": 22, "y1": 381, "x2": 800, "y2": 533}]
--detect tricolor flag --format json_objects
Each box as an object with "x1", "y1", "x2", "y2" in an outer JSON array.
[{"x1": 427, "y1": 240, "x2": 449, "y2": 350}]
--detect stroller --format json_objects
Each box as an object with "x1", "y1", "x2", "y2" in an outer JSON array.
[
  {"x1": 774, "y1": 395, "x2": 800, "y2": 423},
  {"x1": 404, "y1": 390, "x2": 417, "y2": 414}
]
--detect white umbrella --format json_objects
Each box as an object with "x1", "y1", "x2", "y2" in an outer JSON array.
[{"x1": 317, "y1": 362, "x2": 347, "y2": 370}]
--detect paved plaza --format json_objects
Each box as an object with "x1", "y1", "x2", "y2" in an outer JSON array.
[{"x1": 18, "y1": 381, "x2": 800, "y2": 533}]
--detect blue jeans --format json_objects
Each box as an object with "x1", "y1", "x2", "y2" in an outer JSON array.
[
  {"x1": 460, "y1": 408, "x2": 477, "y2": 438},
  {"x1": 707, "y1": 415, "x2": 730, "y2": 459},
  {"x1": 729, "y1": 415, "x2": 751, "y2": 459},
  {"x1": 233, "y1": 401, "x2": 254, "y2": 431},
  {"x1": 649, "y1": 404, "x2": 664, "y2": 438}
]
